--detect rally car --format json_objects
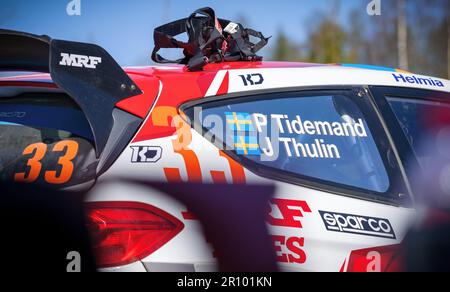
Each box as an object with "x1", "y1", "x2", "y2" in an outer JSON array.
[{"x1": 1, "y1": 13, "x2": 450, "y2": 272}]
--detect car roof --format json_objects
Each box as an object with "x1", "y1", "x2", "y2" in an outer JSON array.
[{"x1": 1, "y1": 61, "x2": 449, "y2": 93}]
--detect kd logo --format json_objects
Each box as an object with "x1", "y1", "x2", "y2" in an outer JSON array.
[
  {"x1": 130, "y1": 146, "x2": 162, "y2": 163},
  {"x1": 367, "y1": 0, "x2": 381, "y2": 16},
  {"x1": 66, "y1": 251, "x2": 81, "y2": 272},
  {"x1": 66, "y1": 0, "x2": 81, "y2": 16},
  {"x1": 239, "y1": 74, "x2": 264, "y2": 87}
]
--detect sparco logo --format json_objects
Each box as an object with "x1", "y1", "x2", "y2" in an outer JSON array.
[
  {"x1": 319, "y1": 211, "x2": 396, "y2": 239},
  {"x1": 130, "y1": 146, "x2": 162, "y2": 163},
  {"x1": 59, "y1": 53, "x2": 102, "y2": 69}
]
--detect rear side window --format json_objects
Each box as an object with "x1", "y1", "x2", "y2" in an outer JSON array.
[
  {"x1": 387, "y1": 96, "x2": 450, "y2": 168},
  {"x1": 0, "y1": 93, "x2": 97, "y2": 186},
  {"x1": 184, "y1": 91, "x2": 391, "y2": 195}
]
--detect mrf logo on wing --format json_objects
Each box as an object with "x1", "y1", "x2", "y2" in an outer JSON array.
[
  {"x1": 59, "y1": 53, "x2": 102, "y2": 69},
  {"x1": 319, "y1": 211, "x2": 396, "y2": 239}
]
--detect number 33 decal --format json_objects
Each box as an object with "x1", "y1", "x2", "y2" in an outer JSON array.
[{"x1": 14, "y1": 140, "x2": 79, "y2": 185}]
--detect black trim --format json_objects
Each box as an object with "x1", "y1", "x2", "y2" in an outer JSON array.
[
  {"x1": 0, "y1": 30, "x2": 50, "y2": 72},
  {"x1": 181, "y1": 86, "x2": 410, "y2": 207},
  {"x1": 96, "y1": 109, "x2": 143, "y2": 175},
  {"x1": 0, "y1": 29, "x2": 143, "y2": 157}
]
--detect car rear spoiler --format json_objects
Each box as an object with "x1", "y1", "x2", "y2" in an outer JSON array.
[{"x1": 0, "y1": 29, "x2": 143, "y2": 157}]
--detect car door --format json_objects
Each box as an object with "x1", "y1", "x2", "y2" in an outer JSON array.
[{"x1": 181, "y1": 86, "x2": 416, "y2": 272}]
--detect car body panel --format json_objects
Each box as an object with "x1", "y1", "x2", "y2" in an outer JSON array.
[
  {"x1": 1, "y1": 61, "x2": 449, "y2": 272},
  {"x1": 87, "y1": 126, "x2": 415, "y2": 272}
]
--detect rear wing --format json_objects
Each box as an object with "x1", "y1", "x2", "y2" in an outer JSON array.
[{"x1": 0, "y1": 29, "x2": 142, "y2": 156}]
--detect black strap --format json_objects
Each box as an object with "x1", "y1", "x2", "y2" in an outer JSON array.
[
  {"x1": 152, "y1": 18, "x2": 191, "y2": 64},
  {"x1": 151, "y1": 7, "x2": 269, "y2": 71}
]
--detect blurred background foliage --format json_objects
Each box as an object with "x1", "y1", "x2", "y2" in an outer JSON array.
[
  {"x1": 270, "y1": 0, "x2": 450, "y2": 78},
  {"x1": 0, "y1": 0, "x2": 449, "y2": 78}
]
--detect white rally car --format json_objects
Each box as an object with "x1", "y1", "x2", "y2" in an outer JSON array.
[{"x1": 1, "y1": 29, "x2": 450, "y2": 272}]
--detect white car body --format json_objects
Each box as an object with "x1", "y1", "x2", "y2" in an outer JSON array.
[{"x1": 84, "y1": 63, "x2": 449, "y2": 272}]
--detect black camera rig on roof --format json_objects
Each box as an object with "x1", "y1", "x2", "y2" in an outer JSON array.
[{"x1": 151, "y1": 7, "x2": 270, "y2": 72}]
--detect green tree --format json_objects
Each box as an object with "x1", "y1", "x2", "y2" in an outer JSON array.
[
  {"x1": 270, "y1": 30, "x2": 302, "y2": 62},
  {"x1": 347, "y1": 9, "x2": 367, "y2": 63},
  {"x1": 306, "y1": 18, "x2": 350, "y2": 63},
  {"x1": 408, "y1": 0, "x2": 449, "y2": 78}
]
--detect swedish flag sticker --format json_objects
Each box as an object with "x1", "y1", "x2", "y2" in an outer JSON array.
[
  {"x1": 225, "y1": 112, "x2": 255, "y2": 132},
  {"x1": 234, "y1": 135, "x2": 261, "y2": 156}
]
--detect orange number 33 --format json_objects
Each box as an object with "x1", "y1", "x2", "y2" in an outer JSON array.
[{"x1": 15, "y1": 140, "x2": 79, "y2": 185}]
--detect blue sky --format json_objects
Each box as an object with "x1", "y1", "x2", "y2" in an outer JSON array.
[{"x1": 1, "y1": 0, "x2": 370, "y2": 66}]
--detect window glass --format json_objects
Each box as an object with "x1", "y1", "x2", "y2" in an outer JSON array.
[
  {"x1": 387, "y1": 96, "x2": 450, "y2": 168},
  {"x1": 187, "y1": 92, "x2": 390, "y2": 193},
  {"x1": 0, "y1": 93, "x2": 97, "y2": 186}
]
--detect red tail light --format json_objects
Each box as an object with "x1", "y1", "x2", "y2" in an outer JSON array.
[{"x1": 85, "y1": 201, "x2": 184, "y2": 268}]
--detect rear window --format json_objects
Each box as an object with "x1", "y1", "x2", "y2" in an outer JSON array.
[
  {"x1": 0, "y1": 93, "x2": 97, "y2": 186},
  {"x1": 184, "y1": 90, "x2": 391, "y2": 195}
]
